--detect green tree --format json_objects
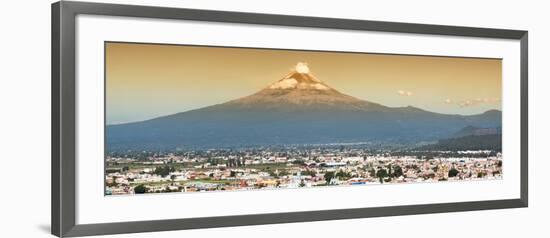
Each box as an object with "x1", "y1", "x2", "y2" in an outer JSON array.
[
  {"x1": 369, "y1": 168, "x2": 376, "y2": 177},
  {"x1": 448, "y1": 168, "x2": 460, "y2": 177},
  {"x1": 376, "y1": 169, "x2": 388, "y2": 183},
  {"x1": 324, "y1": 171, "x2": 335, "y2": 184},
  {"x1": 154, "y1": 165, "x2": 173, "y2": 177},
  {"x1": 302, "y1": 170, "x2": 317, "y2": 177},
  {"x1": 134, "y1": 184, "x2": 148, "y2": 194},
  {"x1": 292, "y1": 159, "x2": 305, "y2": 165},
  {"x1": 107, "y1": 176, "x2": 118, "y2": 187},
  {"x1": 336, "y1": 170, "x2": 350, "y2": 179},
  {"x1": 392, "y1": 165, "x2": 404, "y2": 178}
]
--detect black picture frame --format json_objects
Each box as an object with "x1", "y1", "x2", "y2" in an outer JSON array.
[{"x1": 52, "y1": 1, "x2": 528, "y2": 237}]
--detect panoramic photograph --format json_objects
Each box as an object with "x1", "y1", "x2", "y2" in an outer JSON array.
[{"x1": 105, "y1": 42, "x2": 503, "y2": 195}]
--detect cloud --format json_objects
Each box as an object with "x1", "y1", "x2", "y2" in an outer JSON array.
[
  {"x1": 445, "y1": 97, "x2": 500, "y2": 108},
  {"x1": 397, "y1": 90, "x2": 413, "y2": 96},
  {"x1": 459, "y1": 100, "x2": 473, "y2": 107}
]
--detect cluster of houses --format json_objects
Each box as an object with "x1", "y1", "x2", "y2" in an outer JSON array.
[{"x1": 105, "y1": 150, "x2": 502, "y2": 195}]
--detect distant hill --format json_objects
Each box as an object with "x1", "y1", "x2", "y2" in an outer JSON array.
[
  {"x1": 416, "y1": 134, "x2": 501, "y2": 151},
  {"x1": 107, "y1": 63, "x2": 502, "y2": 152},
  {"x1": 417, "y1": 126, "x2": 502, "y2": 151},
  {"x1": 452, "y1": 125, "x2": 502, "y2": 138}
]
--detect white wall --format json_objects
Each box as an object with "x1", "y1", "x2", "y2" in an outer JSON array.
[{"x1": 0, "y1": 0, "x2": 546, "y2": 237}]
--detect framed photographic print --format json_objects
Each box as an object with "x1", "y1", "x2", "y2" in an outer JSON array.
[{"x1": 52, "y1": 1, "x2": 528, "y2": 237}]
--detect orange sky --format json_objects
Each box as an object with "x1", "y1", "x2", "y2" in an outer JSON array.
[{"x1": 106, "y1": 42, "x2": 502, "y2": 124}]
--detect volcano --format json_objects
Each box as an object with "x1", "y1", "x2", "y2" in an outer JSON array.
[
  {"x1": 107, "y1": 63, "x2": 501, "y2": 152},
  {"x1": 221, "y1": 62, "x2": 388, "y2": 112}
]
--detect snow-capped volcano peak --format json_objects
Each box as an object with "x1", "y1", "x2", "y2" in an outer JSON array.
[
  {"x1": 295, "y1": 62, "x2": 310, "y2": 74},
  {"x1": 268, "y1": 62, "x2": 329, "y2": 90}
]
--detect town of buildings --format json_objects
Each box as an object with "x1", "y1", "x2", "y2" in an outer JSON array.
[{"x1": 105, "y1": 148, "x2": 502, "y2": 195}]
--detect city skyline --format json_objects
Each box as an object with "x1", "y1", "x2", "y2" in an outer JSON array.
[{"x1": 106, "y1": 42, "x2": 502, "y2": 125}]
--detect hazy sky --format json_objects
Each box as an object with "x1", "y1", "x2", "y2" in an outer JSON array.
[{"x1": 106, "y1": 42, "x2": 502, "y2": 125}]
